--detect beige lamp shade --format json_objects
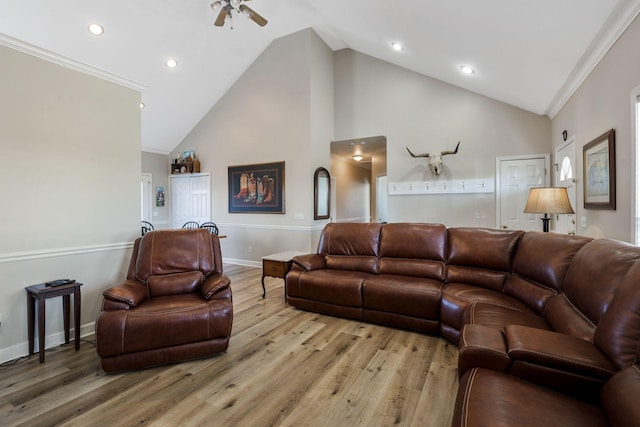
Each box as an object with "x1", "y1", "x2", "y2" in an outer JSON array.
[{"x1": 523, "y1": 187, "x2": 575, "y2": 214}]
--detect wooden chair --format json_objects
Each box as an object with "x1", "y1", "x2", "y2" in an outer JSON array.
[
  {"x1": 141, "y1": 221, "x2": 154, "y2": 236},
  {"x1": 200, "y1": 222, "x2": 219, "y2": 235},
  {"x1": 182, "y1": 221, "x2": 200, "y2": 229}
]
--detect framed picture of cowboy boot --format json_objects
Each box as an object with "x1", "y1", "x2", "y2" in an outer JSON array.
[{"x1": 228, "y1": 161, "x2": 285, "y2": 213}]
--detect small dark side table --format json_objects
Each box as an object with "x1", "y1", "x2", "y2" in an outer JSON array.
[
  {"x1": 26, "y1": 282, "x2": 82, "y2": 363},
  {"x1": 261, "y1": 251, "x2": 305, "y2": 298}
]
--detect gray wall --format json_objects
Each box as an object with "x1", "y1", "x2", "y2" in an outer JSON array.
[
  {"x1": 142, "y1": 151, "x2": 171, "y2": 229},
  {"x1": 0, "y1": 45, "x2": 140, "y2": 362},
  {"x1": 172, "y1": 29, "x2": 334, "y2": 265},
  {"x1": 334, "y1": 49, "x2": 551, "y2": 227},
  {"x1": 552, "y1": 13, "x2": 640, "y2": 242}
]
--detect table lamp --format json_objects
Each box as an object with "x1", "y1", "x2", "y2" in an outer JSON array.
[{"x1": 523, "y1": 187, "x2": 575, "y2": 232}]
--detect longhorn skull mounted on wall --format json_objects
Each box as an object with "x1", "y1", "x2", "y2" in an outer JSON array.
[{"x1": 406, "y1": 141, "x2": 460, "y2": 176}]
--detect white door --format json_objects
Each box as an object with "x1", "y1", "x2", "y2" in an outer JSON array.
[
  {"x1": 555, "y1": 139, "x2": 577, "y2": 235},
  {"x1": 497, "y1": 155, "x2": 548, "y2": 231},
  {"x1": 170, "y1": 174, "x2": 211, "y2": 228}
]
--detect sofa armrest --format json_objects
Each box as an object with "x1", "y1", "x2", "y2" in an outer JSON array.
[
  {"x1": 506, "y1": 325, "x2": 617, "y2": 380},
  {"x1": 102, "y1": 279, "x2": 148, "y2": 309},
  {"x1": 202, "y1": 273, "x2": 231, "y2": 300},
  {"x1": 458, "y1": 324, "x2": 511, "y2": 377},
  {"x1": 292, "y1": 253, "x2": 326, "y2": 271}
]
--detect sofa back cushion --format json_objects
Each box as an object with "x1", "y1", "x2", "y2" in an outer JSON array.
[
  {"x1": 318, "y1": 223, "x2": 382, "y2": 274},
  {"x1": 135, "y1": 229, "x2": 215, "y2": 282},
  {"x1": 378, "y1": 223, "x2": 447, "y2": 280},
  {"x1": 594, "y1": 259, "x2": 640, "y2": 369},
  {"x1": 446, "y1": 228, "x2": 523, "y2": 291},
  {"x1": 545, "y1": 239, "x2": 640, "y2": 341},
  {"x1": 503, "y1": 232, "x2": 592, "y2": 314}
]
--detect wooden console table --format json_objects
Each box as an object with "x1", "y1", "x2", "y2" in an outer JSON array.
[
  {"x1": 26, "y1": 282, "x2": 82, "y2": 363},
  {"x1": 261, "y1": 251, "x2": 305, "y2": 298}
]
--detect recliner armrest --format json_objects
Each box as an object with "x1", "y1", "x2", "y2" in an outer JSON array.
[
  {"x1": 202, "y1": 273, "x2": 231, "y2": 299},
  {"x1": 292, "y1": 253, "x2": 326, "y2": 271},
  {"x1": 506, "y1": 325, "x2": 616, "y2": 380},
  {"x1": 102, "y1": 279, "x2": 148, "y2": 309}
]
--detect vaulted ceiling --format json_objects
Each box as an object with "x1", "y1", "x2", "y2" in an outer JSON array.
[{"x1": 1, "y1": 0, "x2": 638, "y2": 153}]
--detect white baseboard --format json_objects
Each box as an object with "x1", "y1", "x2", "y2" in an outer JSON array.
[{"x1": 0, "y1": 321, "x2": 95, "y2": 365}]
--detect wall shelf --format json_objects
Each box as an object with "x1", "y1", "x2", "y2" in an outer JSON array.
[{"x1": 388, "y1": 179, "x2": 494, "y2": 195}]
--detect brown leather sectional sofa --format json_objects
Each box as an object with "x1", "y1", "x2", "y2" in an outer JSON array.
[{"x1": 286, "y1": 223, "x2": 640, "y2": 426}]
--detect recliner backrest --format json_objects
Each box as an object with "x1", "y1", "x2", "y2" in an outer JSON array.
[
  {"x1": 318, "y1": 223, "x2": 382, "y2": 274},
  {"x1": 135, "y1": 229, "x2": 217, "y2": 295},
  {"x1": 379, "y1": 223, "x2": 446, "y2": 280},
  {"x1": 446, "y1": 228, "x2": 523, "y2": 291},
  {"x1": 503, "y1": 232, "x2": 592, "y2": 314},
  {"x1": 545, "y1": 239, "x2": 640, "y2": 342}
]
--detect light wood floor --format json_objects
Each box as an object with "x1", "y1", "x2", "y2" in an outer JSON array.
[{"x1": 0, "y1": 264, "x2": 459, "y2": 427}]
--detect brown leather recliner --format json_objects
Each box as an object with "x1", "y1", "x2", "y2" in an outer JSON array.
[{"x1": 96, "y1": 229, "x2": 233, "y2": 372}]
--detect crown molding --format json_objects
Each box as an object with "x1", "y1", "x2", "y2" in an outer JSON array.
[
  {"x1": 0, "y1": 33, "x2": 148, "y2": 92},
  {"x1": 545, "y1": 0, "x2": 640, "y2": 118}
]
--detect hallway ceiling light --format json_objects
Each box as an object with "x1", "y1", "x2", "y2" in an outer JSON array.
[
  {"x1": 391, "y1": 42, "x2": 404, "y2": 51},
  {"x1": 353, "y1": 155, "x2": 364, "y2": 161},
  {"x1": 166, "y1": 58, "x2": 178, "y2": 68}
]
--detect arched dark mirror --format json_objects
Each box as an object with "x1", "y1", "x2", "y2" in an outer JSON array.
[{"x1": 314, "y1": 167, "x2": 331, "y2": 220}]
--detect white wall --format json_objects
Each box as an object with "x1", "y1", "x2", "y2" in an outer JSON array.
[
  {"x1": 0, "y1": 45, "x2": 140, "y2": 362},
  {"x1": 552, "y1": 13, "x2": 640, "y2": 242},
  {"x1": 334, "y1": 49, "x2": 551, "y2": 227},
  {"x1": 173, "y1": 29, "x2": 334, "y2": 265}
]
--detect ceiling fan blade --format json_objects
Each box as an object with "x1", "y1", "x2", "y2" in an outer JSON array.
[
  {"x1": 214, "y1": 8, "x2": 228, "y2": 26},
  {"x1": 239, "y1": 4, "x2": 267, "y2": 27}
]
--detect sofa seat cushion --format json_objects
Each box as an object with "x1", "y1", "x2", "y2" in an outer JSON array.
[
  {"x1": 286, "y1": 269, "x2": 370, "y2": 307},
  {"x1": 464, "y1": 302, "x2": 551, "y2": 332},
  {"x1": 363, "y1": 275, "x2": 442, "y2": 320},
  {"x1": 441, "y1": 283, "x2": 529, "y2": 333},
  {"x1": 452, "y1": 368, "x2": 608, "y2": 427},
  {"x1": 96, "y1": 294, "x2": 232, "y2": 357}
]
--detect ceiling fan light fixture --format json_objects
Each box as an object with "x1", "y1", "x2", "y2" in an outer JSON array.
[
  {"x1": 230, "y1": 0, "x2": 242, "y2": 8},
  {"x1": 211, "y1": 1, "x2": 222, "y2": 12}
]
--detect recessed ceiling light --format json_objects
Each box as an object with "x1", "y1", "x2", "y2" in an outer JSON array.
[
  {"x1": 140, "y1": 102, "x2": 145, "y2": 109},
  {"x1": 353, "y1": 155, "x2": 364, "y2": 162},
  {"x1": 391, "y1": 42, "x2": 404, "y2": 52},
  {"x1": 166, "y1": 58, "x2": 178, "y2": 68},
  {"x1": 88, "y1": 23, "x2": 104, "y2": 36},
  {"x1": 460, "y1": 65, "x2": 475, "y2": 75}
]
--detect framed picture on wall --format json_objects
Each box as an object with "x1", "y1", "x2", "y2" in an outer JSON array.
[
  {"x1": 583, "y1": 129, "x2": 615, "y2": 210},
  {"x1": 228, "y1": 161, "x2": 285, "y2": 213}
]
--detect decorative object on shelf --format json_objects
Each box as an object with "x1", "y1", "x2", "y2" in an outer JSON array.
[
  {"x1": 314, "y1": 167, "x2": 331, "y2": 220},
  {"x1": 211, "y1": 0, "x2": 267, "y2": 29},
  {"x1": 583, "y1": 129, "x2": 615, "y2": 210},
  {"x1": 141, "y1": 221, "x2": 154, "y2": 236},
  {"x1": 156, "y1": 186, "x2": 165, "y2": 207},
  {"x1": 171, "y1": 150, "x2": 201, "y2": 174},
  {"x1": 406, "y1": 141, "x2": 460, "y2": 176},
  {"x1": 228, "y1": 161, "x2": 284, "y2": 213},
  {"x1": 523, "y1": 187, "x2": 575, "y2": 232},
  {"x1": 562, "y1": 130, "x2": 568, "y2": 141}
]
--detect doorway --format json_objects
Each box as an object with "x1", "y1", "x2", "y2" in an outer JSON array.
[
  {"x1": 496, "y1": 154, "x2": 550, "y2": 231},
  {"x1": 555, "y1": 137, "x2": 577, "y2": 235},
  {"x1": 330, "y1": 136, "x2": 387, "y2": 223}
]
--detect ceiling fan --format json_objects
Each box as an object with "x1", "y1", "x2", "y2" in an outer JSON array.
[{"x1": 210, "y1": 0, "x2": 268, "y2": 28}]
